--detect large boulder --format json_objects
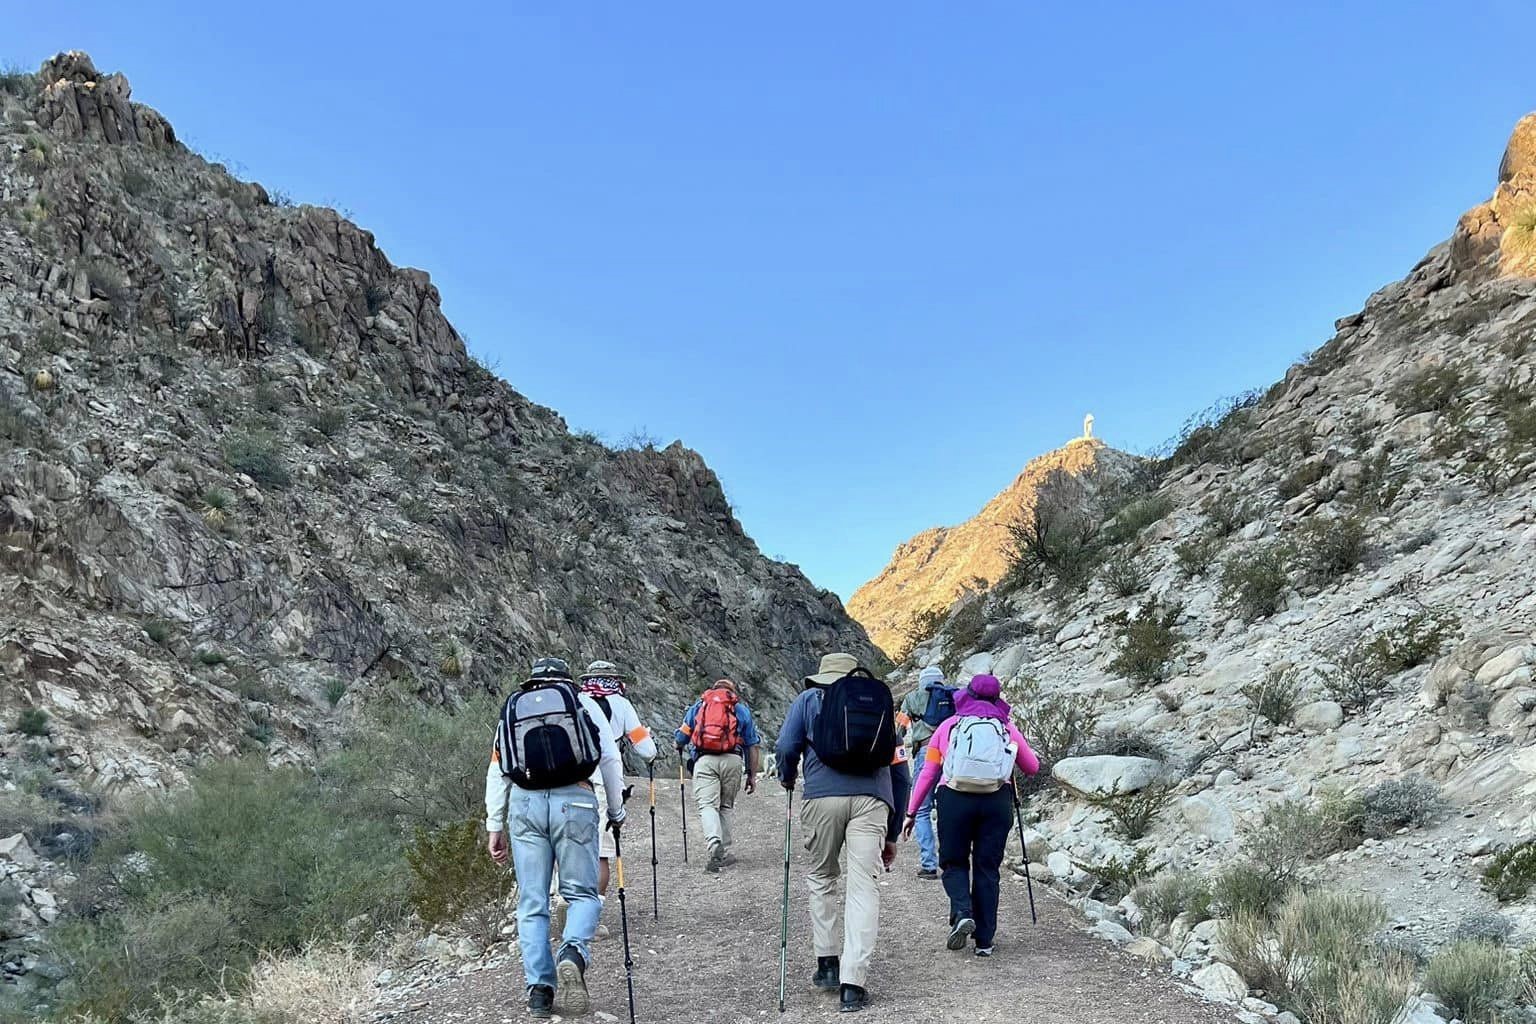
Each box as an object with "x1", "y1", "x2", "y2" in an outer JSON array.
[
  {"x1": 1180, "y1": 795, "x2": 1236, "y2": 842},
  {"x1": 1294, "y1": 700, "x2": 1345, "y2": 734},
  {"x1": 1191, "y1": 962, "x2": 1248, "y2": 1002},
  {"x1": 1052, "y1": 755, "x2": 1163, "y2": 797}
]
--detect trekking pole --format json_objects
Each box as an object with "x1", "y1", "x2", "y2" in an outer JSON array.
[
  {"x1": 611, "y1": 824, "x2": 639, "y2": 1024},
  {"x1": 1010, "y1": 781, "x2": 1038, "y2": 926},
  {"x1": 778, "y1": 786, "x2": 793, "y2": 1014},
  {"x1": 678, "y1": 761, "x2": 689, "y2": 864},
  {"x1": 648, "y1": 762, "x2": 659, "y2": 920}
]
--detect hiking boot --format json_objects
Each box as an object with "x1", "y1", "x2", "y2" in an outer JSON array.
[
  {"x1": 916, "y1": 867, "x2": 938, "y2": 880},
  {"x1": 947, "y1": 917, "x2": 976, "y2": 951},
  {"x1": 838, "y1": 984, "x2": 870, "y2": 1013},
  {"x1": 556, "y1": 948, "x2": 588, "y2": 1015},
  {"x1": 705, "y1": 842, "x2": 725, "y2": 874},
  {"x1": 528, "y1": 985, "x2": 555, "y2": 1019},
  {"x1": 975, "y1": 946, "x2": 995, "y2": 958},
  {"x1": 594, "y1": 923, "x2": 610, "y2": 941},
  {"x1": 812, "y1": 955, "x2": 840, "y2": 990}
]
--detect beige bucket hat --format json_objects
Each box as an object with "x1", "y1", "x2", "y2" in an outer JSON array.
[{"x1": 805, "y1": 652, "x2": 860, "y2": 688}]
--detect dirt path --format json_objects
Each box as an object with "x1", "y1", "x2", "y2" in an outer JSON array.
[{"x1": 397, "y1": 777, "x2": 1237, "y2": 1024}]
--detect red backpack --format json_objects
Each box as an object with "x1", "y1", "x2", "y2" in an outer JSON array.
[{"x1": 693, "y1": 687, "x2": 741, "y2": 754}]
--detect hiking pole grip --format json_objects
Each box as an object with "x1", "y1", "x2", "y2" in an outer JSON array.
[
  {"x1": 612, "y1": 823, "x2": 638, "y2": 1024},
  {"x1": 778, "y1": 787, "x2": 792, "y2": 1013},
  {"x1": 1011, "y1": 781, "x2": 1038, "y2": 926}
]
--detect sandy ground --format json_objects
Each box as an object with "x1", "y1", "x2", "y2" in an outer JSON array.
[{"x1": 394, "y1": 777, "x2": 1238, "y2": 1024}]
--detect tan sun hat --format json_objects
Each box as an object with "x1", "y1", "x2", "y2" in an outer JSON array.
[{"x1": 805, "y1": 652, "x2": 859, "y2": 688}]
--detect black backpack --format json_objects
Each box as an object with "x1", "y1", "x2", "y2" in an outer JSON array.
[
  {"x1": 496, "y1": 681, "x2": 603, "y2": 790},
  {"x1": 811, "y1": 668, "x2": 898, "y2": 776},
  {"x1": 921, "y1": 685, "x2": 958, "y2": 728}
]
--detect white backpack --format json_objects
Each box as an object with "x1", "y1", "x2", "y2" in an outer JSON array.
[{"x1": 942, "y1": 717, "x2": 1015, "y2": 793}]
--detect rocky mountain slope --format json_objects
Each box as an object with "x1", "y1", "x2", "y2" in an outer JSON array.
[
  {"x1": 848, "y1": 437, "x2": 1139, "y2": 654},
  {"x1": 877, "y1": 115, "x2": 1536, "y2": 1013},
  {"x1": 0, "y1": 51, "x2": 877, "y2": 798}
]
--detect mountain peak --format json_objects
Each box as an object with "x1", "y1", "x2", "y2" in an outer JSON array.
[{"x1": 847, "y1": 435, "x2": 1138, "y2": 653}]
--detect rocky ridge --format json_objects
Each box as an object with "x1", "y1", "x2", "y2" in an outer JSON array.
[
  {"x1": 874, "y1": 115, "x2": 1536, "y2": 1015},
  {"x1": 0, "y1": 49, "x2": 878, "y2": 953},
  {"x1": 848, "y1": 437, "x2": 1139, "y2": 653}
]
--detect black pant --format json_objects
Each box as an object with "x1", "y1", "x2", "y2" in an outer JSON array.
[{"x1": 936, "y1": 786, "x2": 1013, "y2": 948}]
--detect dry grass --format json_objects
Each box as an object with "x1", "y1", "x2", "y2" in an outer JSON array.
[{"x1": 245, "y1": 945, "x2": 380, "y2": 1024}]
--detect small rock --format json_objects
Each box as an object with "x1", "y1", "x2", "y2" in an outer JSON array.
[
  {"x1": 1191, "y1": 962, "x2": 1247, "y2": 1002},
  {"x1": 1092, "y1": 920, "x2": 1134, "y2": 945},
  {"x1": 1294, "y1": 701, "x2": 1345, "y2": 734}
]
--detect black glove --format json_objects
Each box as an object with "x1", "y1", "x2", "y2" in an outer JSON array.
[{"x1": 621, "y1": 784, "x2": 634, "y2": 803}]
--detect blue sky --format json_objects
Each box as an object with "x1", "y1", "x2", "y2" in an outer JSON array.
[{"x1": 13, "y1": 3, "x2": 1536, "y2": 600}]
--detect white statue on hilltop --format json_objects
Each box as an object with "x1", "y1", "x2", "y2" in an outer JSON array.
[{"x1": 1083, "y1": 413, "x2": 1095, "y2": 440}]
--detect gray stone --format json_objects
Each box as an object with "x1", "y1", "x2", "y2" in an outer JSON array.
[
  {"x1": 1092, "y1": 920, "x2": 1134, "y2": 945},
  {"x1": 1053, "y1": 755, "x2": 1164, "y2": 797},
  {"x1": 1294, "y1": 700, "x2": 1345, "y2": 734},
  {"x1": 1180, "y1": 795, "x2": 1236, "y2": 842},
  {"x1": 1190, "y1": 962, "x2": 1247, "y2": 1002},
  {"x1": 0, "y1": 835, "x2": 38, "y2": 868}
]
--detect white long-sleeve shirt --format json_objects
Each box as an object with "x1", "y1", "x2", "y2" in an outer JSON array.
[
  {"x1": 484, "y1": 692, "x2": 626, "y2": 832},
  {"x1": 593, "y1": 692, "x2": 658, "y2": 762}
]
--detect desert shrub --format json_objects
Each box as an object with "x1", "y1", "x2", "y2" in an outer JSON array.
[
  {"x1": 1219, "y1": 543, "x2": 1290, "y2": 621},
  {"x1": 306, "y1": 407, "x2": 348, "y2": 439},
  {"x1": 1077, "y1": 731, "x2": 1167, "y2": 761},
  {"x1": 1204, "y1": 491, "x2": 1258, "y2": 537},
  {"x1": 324, "y1": 677, "x2": 348, "y2": 707},
  {"x1": 223, "y1": 430, "x2": 290, "y2": 488},
  {"x1": 1240, "y1": 666, "x2": 1301, "y2": 726},
  {"x1": 0, "y1": 65, "x2": 36, "y2": 99},
  {"x1": 895, "y1": 606, "x2": 948, "y2": 663},
  {"x1": 1320, "y1": 645, "x2": 1391, "y2": 710},
  {"x1": 978, "y1": 618, "x2": 1032, "y2": 652},
  {"x1": 1106, "y1": 601, "x2": 1184, "y2": 685},
  {"x1": 1172, "y1": 533, "x2": 1221, "y2": 577},
  {"x1": 51, "y1": 895, "x2": 244, "y2": 1021},
  {"x1": 1007, "y1": 680, "x2": 1099, "y2": 769},
  {"x1": 1295, "y1": 513, "x2": 1368, "y2": 585},
  {"x1": 1365, "y1": 609, "x2": 1458, "y2": 675},
  {"x1": 437, "y1": 637, "x2": 466, "y2": 677},
  {"x1": 1483, "y1": 839, "x2": 1536, "y2": 902},
  {"x1": 390, "y1": 543, "x2": 427, "y2": 573},
  {"x1": 939, "y1": 599, "x2": 987, "y2": 677},
  {"x1": 1392, "y1": 363, "x2": 1466, "y2": 414},
  {"x1": 1209, "y1": 860, "x2": 1295, "y2": 918},
  {"x1": 405, "y1": 819, "x2": 515, "y2": 943},
  {"x1": 1276, "y1": 460, "x2": 1328, "y2": 500},
  {"x1": 1087, "y1": 781, "x2": 1172, "y2": 841},
  {"x1": 54, "y1": 759, "x2": 411, "y2": 1018},
  {"x1": 1358, "y1": 776, "x2": 1444, "y2": 838},
  {"x1": 323, "y1": 694, "x2": 499, "y2": 828},
  {"x1": 1005, "y1": 467, "x2": 1107, "y2": 593},
  {"x1": 1346, "y1": 449, "x2": 1407, "y2": 513},
  {"x1": 1453, "y1": 911, "x2": 1515, "y2": 945},
  {"x1": 201, "y1": 486, "x2": 235, "y2": 530},
  {"x1": 1104, "y1": 494, "x2": 1173, "y2": 544},
  {"x1": 253, "y1": 381, "x2": 284, "y2": 413},
  {"x1": 1166, "y1": 391, "x2": 1262, "y2": 467},
  {"x1": 1222, "y1": 890, "x2": 1412, "y2": 1023},
  {"x1": 1134, "y1": 870, "x2": 1212, "y2": 929},
  {"x1": 1078, "y1": 845, "x2": 1159, "y2": 902},
  {"x1": 1425, "y1": 940, "x2": 1522, "y2": 1023},
  {"x1": 16, "y1": 707, "x2": 49, "y2": 737},
  {"x1": 1100, "y1": 550, "x2": 1147, "y2": 597},
  {"x1": 143, "y1": 619, "x2": 174, "y2": 646},
  {"x1": 195, "y1": 648, "x2": 228, "y2": 667},
  {"x1": 364, "y1": 283, "x2": 390, "y2": 315}
]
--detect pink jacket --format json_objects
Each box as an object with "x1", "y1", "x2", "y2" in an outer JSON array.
[{"x1": 906, "y1": 715, "x2": 1039, "y2": 816}]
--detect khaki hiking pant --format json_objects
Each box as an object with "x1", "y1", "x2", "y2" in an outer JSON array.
[
  {"x1": 692, "y1": 753, "x2": 742, "y2": 854},
  {"x1": 802, "y1": 795, "x2": 887, "y2": 988}
]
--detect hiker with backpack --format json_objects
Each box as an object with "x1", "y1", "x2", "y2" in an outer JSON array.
[
  {"x1": 902, "y1": 673, "x2": 1039, "y2": 959},
  {"x1": 775, "y1": 653, "x2": 911, "y2": 1014},
  {"x1": 485, "y1": 657, "x2": 627, "y2": 1019},
  {"x1": 897, "y1": 665, "x2": 954, "y2": 879},
  {"x1": 675, "y1": 678, "x2": 761, "y2": 873},
  {"x1": 579, "y1": 660, "x2": 658, "y2": 896}
]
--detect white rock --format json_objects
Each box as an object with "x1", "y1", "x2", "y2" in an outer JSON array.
[
  {"x1": 1093, "y1": 920, "x2": 1134, "y2": 945},
  {"x1": 1047, "y1": 851, "x2": 1074, "y2": 879},
  {"x1": 1395, "y1": 995, "x2": 1448, "y2": 1024},
  {"x1": 1125, "y1": 935, "x2": 1173, "y2": 961},
  {"x1": 1053, "y1": 755, "x2": 1163, "y2": 797},
  {"x1": 0, "y1": 834, "x2": 37, "y2": 868},
  {"x1": 1181, "y1": 795, "x2": 1236, "y2": 842},
  {"x1": 1294, "y1": 700, "x2": 1345, "y2": 734},
  {"x1": 1191, "y1": 962, "x2": 1248, "y2": 1002}
]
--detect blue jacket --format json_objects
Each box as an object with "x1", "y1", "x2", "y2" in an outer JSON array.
[{"x1": 775, "y1": 686, "x2": 912, "y2": 843}]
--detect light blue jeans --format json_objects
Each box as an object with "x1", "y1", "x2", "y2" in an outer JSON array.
[
  {"x1": 914, "y1": 780, "x2": 938, "y2": 872},
  {"x1": 509, "y1": 784, "x2": 603, "y2": 991}
]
